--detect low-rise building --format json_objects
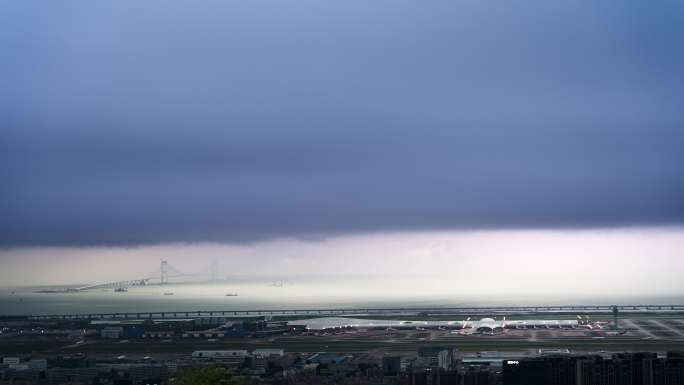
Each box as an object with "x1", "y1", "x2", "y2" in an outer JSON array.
[
  {"x1": 191, "y1": 350, "x2": 248, "y2": 362},
  {"x1": 253, "y1": 349, "x2": 285, "y2": 357},
  {"x1": 100, "y1": 327, "x2": 123, "y2": 339},
  {"x1": 1, "y1": 358, "x2": 19, "y2": 366},
  {"x1": 27, "y1": 359, "x2": 47, "y2": 371}
]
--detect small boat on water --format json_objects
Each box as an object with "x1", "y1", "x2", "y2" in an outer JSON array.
[
  {"x1": 225, "y1": 292, "x2": 238, "y2": 297},
  {"x1": 163, "y1": 292, "x2": 174, "y2": 296},
  {"x1": 114, "y1": 287, "x2": 128, "y2": 292}
]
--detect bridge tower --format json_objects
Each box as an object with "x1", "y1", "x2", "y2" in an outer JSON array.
[
  {"x1": 161, "y1": 259, "x2": 169, "y2": 284},
  {"x1": 612, "y1": 305, "x2": 619, "y2": 330}
]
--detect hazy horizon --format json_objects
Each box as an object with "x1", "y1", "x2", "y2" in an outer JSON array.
[{"x1": 2, "y1": 227, "x2": 682, "y2": 299}]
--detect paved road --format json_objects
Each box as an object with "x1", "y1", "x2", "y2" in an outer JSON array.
[{"x1": 24, "y1": 304, "x2": 684, "y2": 320}]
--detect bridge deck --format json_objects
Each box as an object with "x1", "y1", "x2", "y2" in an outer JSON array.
[{"x1": 24, "y1": 305, "x2": 684, "y2": 320}]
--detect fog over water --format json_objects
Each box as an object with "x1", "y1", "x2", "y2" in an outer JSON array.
[
  {"x1": 2, "y1": 228, "x2": 682, "y2": 313},
  {"x1": 1, "y1": 281, "x2": 682, "y2": 316}
]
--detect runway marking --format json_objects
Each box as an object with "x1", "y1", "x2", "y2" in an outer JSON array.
[
  {"x1": 650, "y1": 320, "x2": 684, "y2": 338},
  {"x1": 622, "y1": 319, "x2": 658, "y2": 339}
]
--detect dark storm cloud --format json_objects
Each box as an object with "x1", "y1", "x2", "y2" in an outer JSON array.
[{"x1": 1, "y1": 0, "x2": 683, "y2": 246}]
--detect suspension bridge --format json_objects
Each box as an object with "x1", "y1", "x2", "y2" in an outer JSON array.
[{"x1": 41, "y1": 260, "x2": 219, "y2": 293}]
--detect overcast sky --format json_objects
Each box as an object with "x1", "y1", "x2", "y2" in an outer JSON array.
[
  {"x1": 1, "y1": 2, "x2": 683, "y2": 293},
  {"x1": 2, "y1": 0, "x2": 683, "y2": 247}
]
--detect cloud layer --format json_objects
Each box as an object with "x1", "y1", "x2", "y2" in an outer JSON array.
[{"x1": 1, "y1": 1, "x2": 683, "y2": 246}]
